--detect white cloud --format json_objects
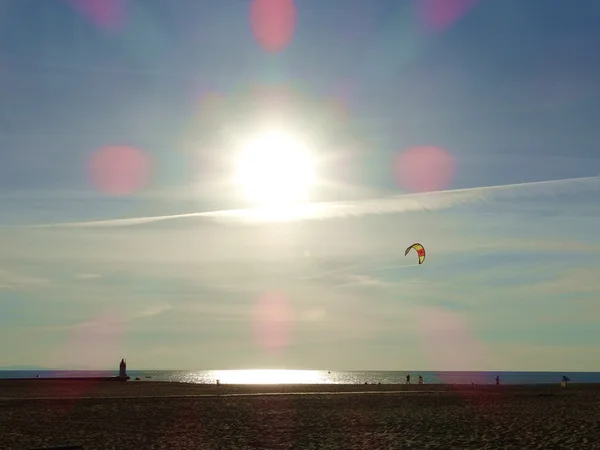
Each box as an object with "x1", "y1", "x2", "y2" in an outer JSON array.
[
  {"x1": 75, "y1": 273, "x2": 103, "y2": 280},
  {"x1": 456, "y1": 266, "x2": 600, "y2": 307},
  {"x1": 334, "y1": 274, "x2": 395, "y2": 288},
  {"x1": 522, "y1": 268, "x2": 600, "y2": 295},
  {"x1": 21, "y1": 175, "x2": 600, "y2": 227},
  {"x1": 137, "y1": 304, "x2": 173, "y2": 317},
  {"x1": 493, "y1": 266, "x2": 597, "y2": 301},
  {"x1": 0, "y1": 269, "x2": 49, "y2": 291},
  {"x1": 1, "y1": 211, "x2": 597, "y2": 314}
]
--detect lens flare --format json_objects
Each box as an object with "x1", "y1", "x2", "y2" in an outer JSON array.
[
  {"x1": 252, "y1": 291, "x2": 294, "y2": 355},
  {"x1": 88, "y1": 145, "x2": 152, "y2": 196},
  {"x1": 394, "y1": 145, "x2": 455, "y2": 192},
  {"x1": 417, "y1": 0, "x2": 479, "y2": 32},
  {"x1": 250, "y1": 0, "x2": 297, "y2": 53},
  {"x1": 70, "y1": 0, "x2": 125, "y2": 30}
]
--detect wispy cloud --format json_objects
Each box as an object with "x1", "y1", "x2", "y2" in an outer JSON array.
[
  {"x1": 515, "y1": 268, "x2": 600, "y2": 296},
  {"x1": 20, "y1": 175, "x2": 600, "y2": 227},
  {"x1": 137, "y1": 304, "x2": 173, "y2": 317},
  {"x1": 0, "y1": 269, "x2": 49, "y2": 290},
  {"x1": 1, "y1": 174, "x2": 599, "y2": 370},
  {"x1": 334, "y1": 274, "x2": 395, "y2": 289},
  {"x1": 75, "y1": 273, "x2": 103, "y2": 280}
]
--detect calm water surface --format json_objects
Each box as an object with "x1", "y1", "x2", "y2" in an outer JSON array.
[{"x1": 2, "y1": 370, "x2": 600, "y2": 385}]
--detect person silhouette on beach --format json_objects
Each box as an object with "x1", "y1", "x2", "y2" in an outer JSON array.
[
  {"x1": 406, "y1": 374, "x2": 411, "y2": 384},
  {"x1": 495, "y1": 376, "x2": 500, "y2": 385},
  {"x1": 418, "y1": 375, "x2": 423, "y2": 385}
]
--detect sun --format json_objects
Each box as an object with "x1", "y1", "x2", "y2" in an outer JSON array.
[{"x1": 234, "y1": 130, "x2": 316, "y2": 206}]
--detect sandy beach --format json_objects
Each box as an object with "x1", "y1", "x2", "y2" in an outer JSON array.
[{"x1": 1, "y1": 381, "x2": 599, "y2": 449}]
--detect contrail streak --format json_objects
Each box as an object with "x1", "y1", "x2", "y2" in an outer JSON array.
[{"x1": 25, "y1": 176, "x2": 600, "y2": 228}]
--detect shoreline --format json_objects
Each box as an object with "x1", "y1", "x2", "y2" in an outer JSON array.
[{"x1": 1, "y1": 379, "x2": 598, "y2": 401}]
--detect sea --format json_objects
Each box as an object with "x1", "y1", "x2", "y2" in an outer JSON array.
[{"x1": 2, "y1": 370, "x2": 600, "y2": 385}]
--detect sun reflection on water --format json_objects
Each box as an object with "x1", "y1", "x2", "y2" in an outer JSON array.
[{"x1": 211, "y1": 369, "x2": 326, "y2": 385}]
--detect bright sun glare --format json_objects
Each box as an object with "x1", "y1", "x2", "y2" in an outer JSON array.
[
  {"x1": 234, "y1": 130, "x2": 316, "y2": 206},
  {"x1": 211, "y1": 369, "x2": 324, "y2": 384}
]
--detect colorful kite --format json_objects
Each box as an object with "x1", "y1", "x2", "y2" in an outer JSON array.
[{"x1": 405, "y1": 243, "x2": 426, "y2": 265}]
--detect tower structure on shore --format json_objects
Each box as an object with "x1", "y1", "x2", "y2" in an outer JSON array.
[{"x1": 119, "y1": 358, "x2": 127, "y2": 378}]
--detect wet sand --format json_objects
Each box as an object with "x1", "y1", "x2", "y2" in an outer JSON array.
[{"x1": 1, "y1": 381, "x2": 599, "y2": 449}]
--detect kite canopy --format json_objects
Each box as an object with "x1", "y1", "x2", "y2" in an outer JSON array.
[{"x1": 405, "y1": 243, "x2": 426, "y2": 264}]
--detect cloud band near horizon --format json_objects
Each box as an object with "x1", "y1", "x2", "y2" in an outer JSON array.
[{"x1": 17, "y1": 175, "x2": 600, "y2": 228}]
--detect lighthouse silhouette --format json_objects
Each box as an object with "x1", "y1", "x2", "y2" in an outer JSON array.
[{"x1": 119, "y1": 358, "x2": 128, "y2": 379}]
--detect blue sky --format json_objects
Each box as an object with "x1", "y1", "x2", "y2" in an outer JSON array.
[{"x1": 0, "y1": 0, "x2": 599, "y2": 371}]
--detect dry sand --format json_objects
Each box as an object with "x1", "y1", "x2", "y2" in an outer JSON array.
[{"x1": 1, "y1": 381, "x2": 600, "y2": 449}]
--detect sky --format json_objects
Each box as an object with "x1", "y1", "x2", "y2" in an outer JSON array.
[{"x1": 0, "y1": 0, "x2": 599, "y2": 371}]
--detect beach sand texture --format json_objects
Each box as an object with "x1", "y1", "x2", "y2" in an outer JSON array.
[{"x1": 1, "y1": 381, "x2": 599, "y2": 449}]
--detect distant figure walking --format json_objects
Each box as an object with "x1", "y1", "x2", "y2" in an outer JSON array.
[
  {"x1": 406, "y1": 373, "x2": 411, "y2": 384},
  {"x1": 418, "y1": 375, "x2": 424, "y2": 385},
  {"x1": 495, "y1": 376, "x2": 500, "y2": 386}
]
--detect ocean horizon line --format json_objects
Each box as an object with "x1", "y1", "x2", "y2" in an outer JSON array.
[
  {"x1": 0, "y1": 366, "x2": 600, "y2": 373},
  {"x1": 2, "y1": 368, "x2": 599, "y2": 373}
]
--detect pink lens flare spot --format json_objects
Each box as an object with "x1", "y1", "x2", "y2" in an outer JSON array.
[
  {"x1": 253, "y1": 291, "x2": 294, "y2": 355},
  {"x1": 417, "y1": 307, "x2": 487, "y2": 384},
  {"x1": 394, "y1": 145, "x2": 455, "y2": 192},
  {"x1": 70, "y1": 0, "x2": 126, "y2": 31},
  {"x1": 250, "y1": 0, "x2": 297, "y2": 53},
  {"x1": 417, "y1": 0, "x2": 479, "y2": 32},
  {"x1": 88, "y1": 145, "x2": 152, "y2": 196}
]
